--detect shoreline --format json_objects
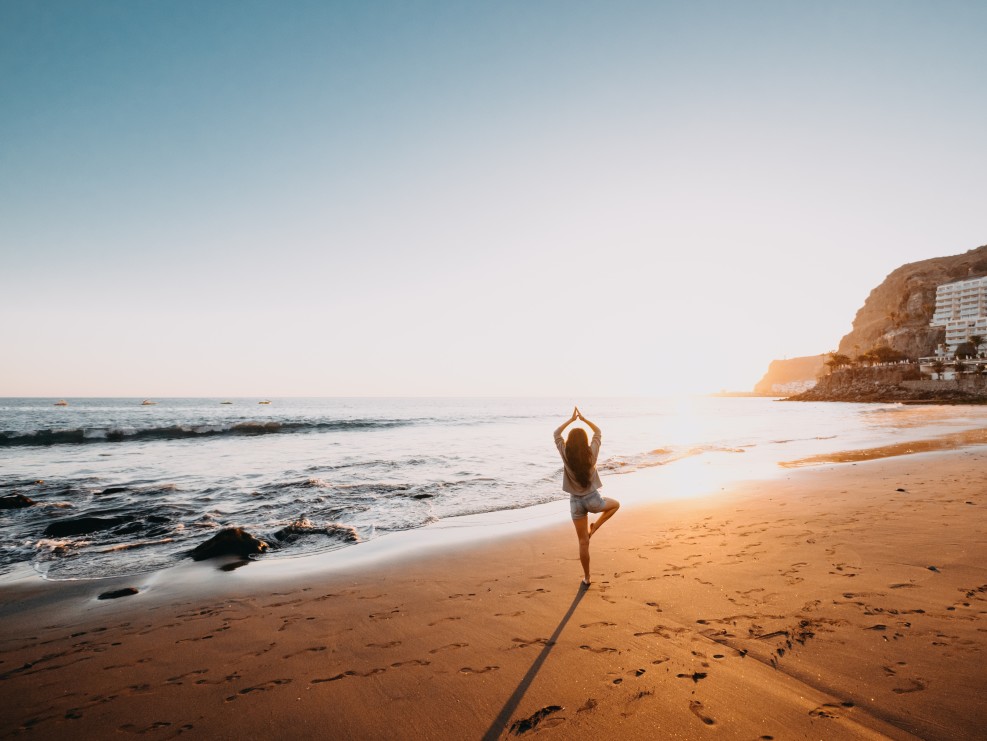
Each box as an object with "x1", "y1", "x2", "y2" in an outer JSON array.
[{"x1": 2, "y1": 447, "x2": 986, "y2": 739}]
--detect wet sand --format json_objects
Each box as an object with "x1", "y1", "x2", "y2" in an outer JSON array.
[{"x1": 1, "y1": 448, "x2": 986, "y2": 739}]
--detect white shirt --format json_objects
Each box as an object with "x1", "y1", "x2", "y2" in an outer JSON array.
[{"x1": 554, "y1": 431, "x2": 603, "y2": 495}]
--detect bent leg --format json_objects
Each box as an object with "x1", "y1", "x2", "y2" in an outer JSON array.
[
  {"x1": 572, "y1": 516, "x2": 591, "y2": 584},
  {"x1": 588, "y1": 498, "x2": 621, "y2": 539}
]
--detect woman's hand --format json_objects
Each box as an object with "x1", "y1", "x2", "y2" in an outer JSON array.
[{"x1": 571, "y1": 406, "x2": 580, "y2": 421}]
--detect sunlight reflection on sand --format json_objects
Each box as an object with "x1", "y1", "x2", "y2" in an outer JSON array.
[{"x1": 780, "y1": 427, "x2": 987, "y2": 467}]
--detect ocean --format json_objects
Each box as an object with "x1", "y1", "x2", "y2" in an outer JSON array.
[{"x1": 3, "y1": 396, "x2": 986, "y2": 581}]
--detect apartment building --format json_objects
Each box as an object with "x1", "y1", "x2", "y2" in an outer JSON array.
[{"x1": 929, "y1": 275, "x2": 987, "y2": 353}]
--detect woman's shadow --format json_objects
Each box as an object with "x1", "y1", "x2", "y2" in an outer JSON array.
[{"x1": 482, "y1": 585, "x2": 588, "y2": 740}]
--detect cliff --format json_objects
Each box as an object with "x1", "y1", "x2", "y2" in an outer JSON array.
[
  {"x1": 754, "y1": 242, "x2": 987, "y2": 402},
  {"x1": 835, "y1": 243, "x2": 987, "y2": 359},
  {"x1": 753, "y1": 355, "x2": 826, "y2": 395}
]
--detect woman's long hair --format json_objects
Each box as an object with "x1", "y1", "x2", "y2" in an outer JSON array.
[{"x1": 565, "y1": 427, "x2": 592, "y2": 488}]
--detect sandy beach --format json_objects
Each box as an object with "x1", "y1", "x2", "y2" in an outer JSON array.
[{"x1": 2, "y1": 447, "x2": 985, "y2": 740}]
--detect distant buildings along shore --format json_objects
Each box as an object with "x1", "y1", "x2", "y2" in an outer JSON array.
[{"x1": 929, "y1": 275, "x2": 987, "y2": 354}]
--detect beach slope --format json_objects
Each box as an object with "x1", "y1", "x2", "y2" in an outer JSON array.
[{"x1": 1, "y1": 450, "x2": 985, "y2": 739}]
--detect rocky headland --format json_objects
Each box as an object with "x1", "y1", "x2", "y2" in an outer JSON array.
[
  {"x1": 753, "y1": 355, "x2": 827, "y2": 395},
  {"x1": 762, "y1": 243, "x2": 987, "y2": 403},
  {"x1": 790, "y1": 364, "x2": 987, "y2": 403}
]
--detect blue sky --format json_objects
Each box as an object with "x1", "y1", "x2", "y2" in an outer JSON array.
[{"x1": 2, "y1": 1, "x2": 986, "y2": 395}]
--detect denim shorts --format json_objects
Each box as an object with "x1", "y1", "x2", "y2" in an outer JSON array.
[{"x1": 570, "y1": 490, "x2": 607, "y2": 520}]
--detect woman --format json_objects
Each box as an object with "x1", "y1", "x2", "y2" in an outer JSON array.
[{"x1": 553, "y1": 406, "x2": 620, "y2": 586}]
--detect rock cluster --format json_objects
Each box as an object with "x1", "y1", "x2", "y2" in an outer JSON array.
[
  {"x1": 189, "y1": 527, "x2": 268, "y2": 561},
  {"x1": 0, "y1": 494, "x2": 35, "y2": 509},
  {"x1": 789, "y1": 366, "x2": 987, "y2": 403}
]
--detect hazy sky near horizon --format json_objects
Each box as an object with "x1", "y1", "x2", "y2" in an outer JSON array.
[{"x1": 2, "y1": 1, "x2": 986, "y2": 396}]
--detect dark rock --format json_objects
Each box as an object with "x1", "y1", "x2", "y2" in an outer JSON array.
[
  {"x1": 44, "y1": 516, "x2": 131, "y2": 537},
  {"x1": 98, "y1": 587, "x2": 139, "y2": 600},
  {"x1": 928, "y1": 565, "x2": 940, "y2": 572},
  {"x1": 190, "y1": 527, "x2": 268, "y2": 561},
  {"x1": 99, "y1": 487, "x2": 129, "y2": 495},
  {"x1": 0, "y1": 494, "x2": 35, "y2": 509},
  {"x1": 896, "y1": 488, "x2": 906, "y2": 492}
]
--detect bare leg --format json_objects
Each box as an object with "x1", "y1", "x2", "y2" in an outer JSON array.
[
  {"x1": 572, "y1": 516, "x2": 591, "y2": 585},
  {"x1": 588, "y1": 498, "x2": 620, "y2": 539}
]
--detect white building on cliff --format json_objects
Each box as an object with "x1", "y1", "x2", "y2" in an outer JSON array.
[{"x1": 929, "y1": 275, "x2": 987, "y2": 354}]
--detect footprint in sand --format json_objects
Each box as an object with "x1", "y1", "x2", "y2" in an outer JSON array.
[
  {"x1": 512, "y1": 637, "x2": 553, "y2": 649},
  {"x1": 579, "y1": 645, "x2": 617, "y2": 654},
  {"x1": 268, "y1": 598, "x2": 303, "y2": 608},
  {"x1": 193, "y1": 673, "x2": 241, "y2": 686},
  {"x1": 459, "y1": 665, "x2": 499, "y2": 674},
  {"x1": 312, "y1": 668, "x2": 386, "y2": 683},
  {"x1": 892, "y1": 678, "x2": 927, "y2": 694},
  {"x1": 676, "y1": 672, "x2": 707, "y2": 683},
  {"x1": 580, "y1": 621, "x2": 616, "y2": 628},
  {"x1": 390, "y1": 659, "x2": 430, "y2": 668},
  {"x1": 428, "y1": 616, "x2": 462, "y2": 626},
  {"x1": 517, "y1": 588, "x2": 550, "y2": 598},
  {"x1": 369, "y1": 608, "x2": 401, "y2": 620},
  {"x1": 509, "y1": 705, "x2": 563, "y2": 735},
  {"x1": 118, "y1": 720, "x2": 189, "y2": 735},
  {"x1": 689, "y1": 700, "x2": 715, "y2": 725},
  {"x1": 429, "y1": 643, "x2": 469, "y2": 654},
  {"x1": 620, "y1": 690, "x2": 653, "y2": 718},
  {"x1": 366, "y1": 640, "x2": 402, "y2": 649},
  {"x1": 494, "y1": 611, "x2": 525, "y2": 617},
  {"x1": 165, "y1": 669, "x2": 208, "y2": 685},
  {"x1": 225, "y1": 678, "x2": 291, "y2": 701},
  {"x1": 282, "y1": 646, "x2": 327, "y2": 659},
  {"x1": 246, "y1": 642, "x2": 276, "y2": 658}
]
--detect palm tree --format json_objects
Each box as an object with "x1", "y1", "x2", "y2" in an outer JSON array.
[
  {"x1": 969, "y1": 334, "x2": 984, "y2": 359},
  {"x1": 931, "y1": 360, "x2": 946, "y2": 380},
  {"x1": 825, "y1": 352, "x2": 852, "y2": 373},
  {"x1": 870, "y1": 345, "x2": 905, "y2": 364},
  {"x1": 954, "y1": 359, "x2": 968, "y2": 376}
]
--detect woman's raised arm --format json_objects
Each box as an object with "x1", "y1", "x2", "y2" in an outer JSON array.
[
  {"x1": 553, "y1": 407, "x2": 579, "y2": 438},
  {"x1": 575, "y1": 407, "x2": 601, "y2": 436}
]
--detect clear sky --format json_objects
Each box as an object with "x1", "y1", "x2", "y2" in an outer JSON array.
[{"x1": 2, "y1": 1, "x2": 985, "y2": 397}]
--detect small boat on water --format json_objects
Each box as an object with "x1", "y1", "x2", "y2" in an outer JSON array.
[
  {"x1": 54, "y1": 400, "x2": 68, "y2": 406},
  {"x1": 258, "y1": 400, "x2": 272, "y2": 405},
  {"x1": 221, "y1": 401, "x2": 233, "y2": 405},
  {"x1": 141, "y1": 399, "x2": 158, "y2": 406}
]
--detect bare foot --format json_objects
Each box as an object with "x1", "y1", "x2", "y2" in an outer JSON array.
[
  {"x1": 588, "y1": 521, "x2": 598, "y2": 539},
  {"x1": 581, "y1": 577, "x2": 591, "y2": 588}
]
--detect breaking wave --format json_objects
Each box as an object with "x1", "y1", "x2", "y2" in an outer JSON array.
[{"x1": 0, "y1": 418, "x2": 426, "y2": 447}]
